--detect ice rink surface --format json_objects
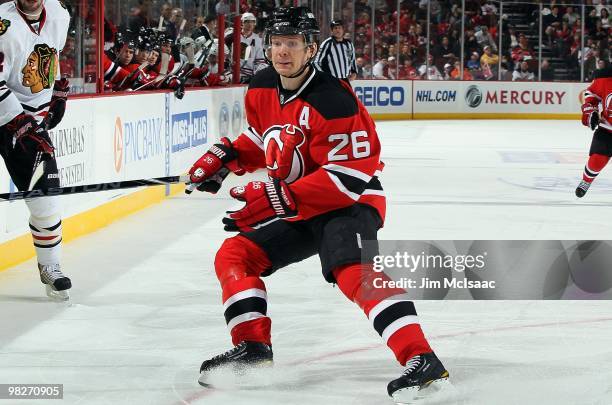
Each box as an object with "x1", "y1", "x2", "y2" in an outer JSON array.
[{"x1": 1, "y1": 120, "x2": 612, "y2": 405}]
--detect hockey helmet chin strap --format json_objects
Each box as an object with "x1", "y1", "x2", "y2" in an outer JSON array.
[{"x1": 14, "y1": 0, "x2": 45, "y2": 19}]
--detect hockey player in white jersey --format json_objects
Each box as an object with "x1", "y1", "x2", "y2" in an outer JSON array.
[
  {"x1": 0, "y1": 0, "x2": 71, "y2": 300},
  {"x1": 224, "y1": 12, "x2": 266, "y2": 83}
]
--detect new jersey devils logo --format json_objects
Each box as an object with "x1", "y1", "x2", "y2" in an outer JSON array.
[{"x1": 263, "y1": 124, "x2": 306, "y2": 183}]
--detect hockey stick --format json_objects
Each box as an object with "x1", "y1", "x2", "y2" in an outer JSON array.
[{"x1": 0, "y1": 175, "x2": 189, "y2": 202}]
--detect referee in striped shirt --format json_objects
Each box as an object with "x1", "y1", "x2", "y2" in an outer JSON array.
[{"x1": 314, "y1": 20, "x2": 357, "y2": 81}]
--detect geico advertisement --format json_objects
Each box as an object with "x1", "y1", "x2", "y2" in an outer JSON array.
[
  {"x1": 352, "y1": 80, "x2": 412, "y2": 114},
  {"x1": 413, "y1": 81, "x2": 582, "y2": 114}
]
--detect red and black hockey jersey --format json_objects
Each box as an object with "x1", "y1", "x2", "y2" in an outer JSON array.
[
  {"x1": 584, "y1": 68, "x2": 612, "y2": 132},
  {"x1": 231, "y1": 67, "x2": 386, "y2": 223}
]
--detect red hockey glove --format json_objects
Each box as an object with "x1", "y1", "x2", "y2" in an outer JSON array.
[
  {"x1": 186, "y1": 137, "x2": 244, "y2": 194},
  {"x1": 581, "y1": 103, "x2": 599, "y2": 130},
  {"x1": 3, "y1": 113, "x2": 54, "y2": 155},
  {"x1": 43, "y1": 78, "x2": 70, "y2": 130},
  {"x1": 222, "y1": 179, "x2": 297, "y2": 232}
]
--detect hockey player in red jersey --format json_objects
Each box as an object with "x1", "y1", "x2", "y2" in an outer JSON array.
[
  {"x1": 576, "y1": 67, "x2": 612, "y2": 197},
  {"x1": 186, "y1": 7, "x2": 449, "y2": 403}
]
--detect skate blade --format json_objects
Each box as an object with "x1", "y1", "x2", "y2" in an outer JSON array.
[
  {"x1": 198, "y1": 360, "x2": 273, "y2": 388},
  {"x1": 391, "y1": 376, "x2": 453, "y2": 405},
  {"x1": 45, "y1": 285, "x2": 70, "y2": 301}
]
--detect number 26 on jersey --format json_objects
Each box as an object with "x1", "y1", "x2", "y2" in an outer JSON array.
[{"x1": 328, "y1": 131, "x2": 371, "y2": 161}]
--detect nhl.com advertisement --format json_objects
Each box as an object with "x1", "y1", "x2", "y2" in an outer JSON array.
[{"x1": 411, "y1": 80, "x2": 582, "y2": 116}]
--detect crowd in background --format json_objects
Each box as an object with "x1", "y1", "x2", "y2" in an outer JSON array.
[
  {"x1": 349, "y1": 0, "x2": 610, "y2": 82},
  {"x1": 42, "y1": 0, "x2": 611, "y2": 93}
]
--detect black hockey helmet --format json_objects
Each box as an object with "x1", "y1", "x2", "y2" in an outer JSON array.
[
  {"x1": 263, "y1": 6, "x2": 320, "y2": 75},
  {"x1": 114, "y1": 30, "x2": 136, "y2": 51},
  {"x1": 137, "y1": 27, "x2": 155, "y2": 51},
  {"x1": 264, "y1": 7, "x2": 320, "y2": 46},
  {"x1": 330, "y1": 19, "x2": 343, "y2": 28}
]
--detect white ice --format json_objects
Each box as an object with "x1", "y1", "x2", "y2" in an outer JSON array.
[{"x1": 1, "y1": 120, "x2": 612, "y2": 405}]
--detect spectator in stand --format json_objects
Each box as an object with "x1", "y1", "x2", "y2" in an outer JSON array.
[
  {"x1": 399, "y1": 43, "x2": 413, "y2": 64},
  {"x1": 592, "y1": 20, "x2": 608, "y2": 43},
  {"x1": 480, "y1": 45, "x2": 499, "y2": 68},
  {"x1": 543, "y1": 6, "x2": 563, "y2": 46},
  {"x1": 467, "y1": 51, "x2": 481, "y2": 71},
  {"x1": 474, "y1": 25, "x2": 497, "y2": 53},
  {"x1": 443, "y1": 63, "x2": 453, "y2": 80},
  {"x1": 450, "y1": 60, "x2": 473, "y2": 80},
  {"x1": 419, "y1": 0, "x2": 442, "y2": 24},
  {"x1": 553, "y1": 20, "x2": 572, "y2": 58},
  {"x1": 192, "y1": 15, "x2": 217, "y2": 42},
  {"x1": 601, "y1": 8, "x2": 611, "y2": 29},
  {"x1": 399, "y1": 58, "x2": 418, "y2": 79},
  {"x1": 355, "y1": 57, "x2": 366, "y2": 79},
  {"x1": 511, "y1": 34, "x2": 534, "y2": 70},
  {"x1": 418, "y1": 54, "x2": 443, "y2": 80},
  {"x1": 362, "y1": 63, "x2": 372, "y2": 78},
  {"x1": 585, "y1": 48, "x2": 602, "y2": 80},
  {"x1": 215, "y1": 0, "x2": 231, "y2": 16},
  {"x1": 463, "y1": 28, "x2": 480, "y2": 59},
  {"x1": 512, "y1": 60, "x2": 535, "y2": 81},
  {"x1": 157, "y1": 2, "x2": 177, "y2": 40},
  {"x1": 387, "y1": 56, "x2": 398, "y2": 79},
  {"x1": 540, "y1": 59, "x2": 554, "y2": 81},
  {"x1": 172, "y1": 8, "x2": 186, "y2": 39},
  {"x1": 128, "y1": 0, "x2": 152, "y2": 33},
  {"x1": 563, "y1": 6, "x2": 580, "y2": 27},
  {"x1": 372, "y1": 58, "x2": 388, "y2": 79},
  {"x1": 433, "y1": 35, "x2": 458, "y2": 68},
  {"x1": 504, "y1": 25, "x2": 520, "y2": 51}
]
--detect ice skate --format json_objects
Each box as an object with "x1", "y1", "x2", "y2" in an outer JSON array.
[
  {"x1": 38, "y1": 264, "x2": 71, "y2": 301},
  {"x1": 387, "y1": 352, "x2": 450, "y2": 404},
  {"x1": 575, "y1": 180, "x2": 591, "y2": 198},
  {"x1": 198, "y1": 341, "x2": 273, "y2": 386}
]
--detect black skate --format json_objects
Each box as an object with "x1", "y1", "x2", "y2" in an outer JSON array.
[
  {"x1": 387, "y1": 352, "x2": 450, "y2": 404},
  {"x1": 38, "y1": 264, "x2": 71, "y2": 301},
  {"x1": 198, "y1": 341, "x2": 273, "y2": 386},
  {"x1": 575, "y1": 180, "x2": 591, "y2": 198}
]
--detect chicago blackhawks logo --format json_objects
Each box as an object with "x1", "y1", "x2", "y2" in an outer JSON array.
[
  {"x1": 0, "y1": 18, "x2": 10, "y2": 36},
  {"x1": 263, "y1": 124, "x2": 306, "y2": 184},
  {"x1": 22, "y1": 44, "x2": 58, "y2": 94}
]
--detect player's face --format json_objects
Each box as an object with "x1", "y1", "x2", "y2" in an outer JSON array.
[
  {"x1": 118, "y1": 46, "x2": 134, "y2": 66},
  {"x1": 161, "y1": 43, "x2": 172, "y2": 55},
  {"x1": 135, "y1": 49, "x2": 150, "y2": 64},
  {"x1": 242, "y1": 20, "x2": 256, "y2": 36},
  {"x1": 269, "y1": 35, "x2": 314, "y2": 77},
  {"x1": 16, "y1": 0, "x2": 44, "y2": 13},
  {"x1": 148, "y1": 50, "x2": 160, "y2": 65}
]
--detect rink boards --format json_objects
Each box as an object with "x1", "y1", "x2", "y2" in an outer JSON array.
[
  {"x1": 353, "y1": 79, "x2": 585, "y2": 120},
  {"x1": 0, "y1": 87, "x2": 247, "y2": 270}
]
